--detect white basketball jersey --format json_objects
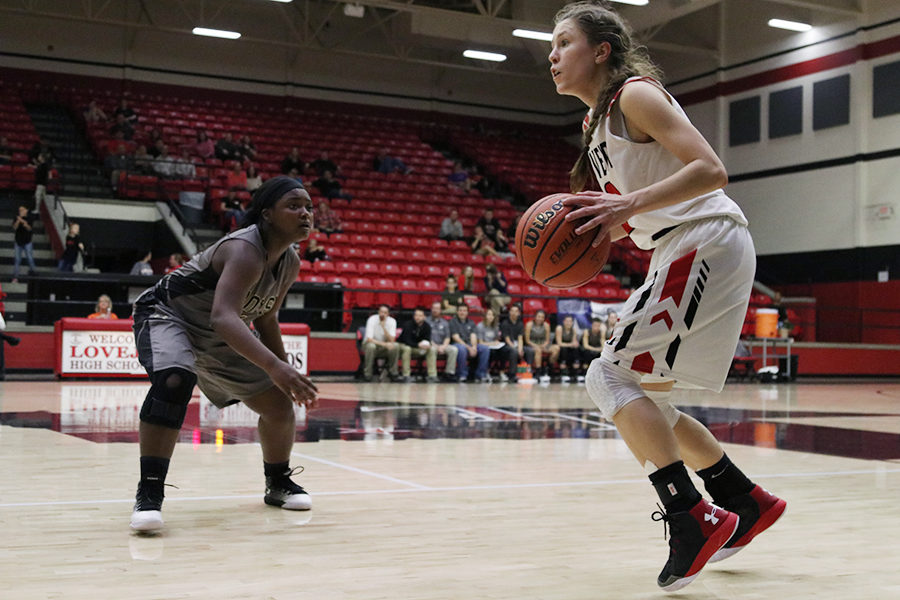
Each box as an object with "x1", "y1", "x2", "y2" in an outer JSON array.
[{"x1": 585, "y1": 77, "x2": 747, "y2": 249}]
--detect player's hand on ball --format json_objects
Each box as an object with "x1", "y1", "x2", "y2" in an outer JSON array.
[{"x1": 563, "y1": 192, "x2": 632, "y2": 247}]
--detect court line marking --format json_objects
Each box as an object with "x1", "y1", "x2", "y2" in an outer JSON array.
[
  {"x1": 290, "y1": 451, "x2": 433, "y2": 490},
  {"x1": 2, "y1": 466, "x2": 899, "y2": 509}
]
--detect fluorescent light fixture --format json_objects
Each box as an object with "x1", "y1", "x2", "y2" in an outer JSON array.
[
  {"x1": 513, "y1": 29, "x2": 553, "y2": 42},
  {"x1": 192, "y1": 27, "x2": 241, "y2": 40},
  {"x1": 463, "y1": 50, "x2": 507, "y2": 62},
  {"x1": 343, "y1": 3, "x2": 365, "y2": 18},
  {"x1": 610, "y1": 0, "x2": 649, "y2": 6},
  {"x1": 267, "y1": 0, "x2": 293, "y2": 3},
  {"x1": 768, "y1": 18, "x2": 812, "y2": 32}
]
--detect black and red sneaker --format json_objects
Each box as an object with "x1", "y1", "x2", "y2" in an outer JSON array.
[
  {"x1": 709, "y1": 485, "x2": 786, "y2": 563},
  {"x1": 654, "y1": 498, "x2": 740, "y2": 592}
]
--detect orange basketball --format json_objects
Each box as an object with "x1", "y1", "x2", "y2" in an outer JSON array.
[{"x1": 515, "y1": 193, "x2": 611, "y2": 289}]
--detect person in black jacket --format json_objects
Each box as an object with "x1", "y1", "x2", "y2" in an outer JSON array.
[{"x1": 397, "y1": 308, "x2": 435, "y2": 383}]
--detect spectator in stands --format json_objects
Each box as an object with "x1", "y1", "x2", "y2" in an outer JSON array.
[
  {"x1": 493, "y1": 228, "x2": 512, "y2": 255},
  {"x1": 476, "y1": 208, "x2": 502, "y2": 243},
  {"x1": 362, "y1": 304, "x2": 401, "y2": 382},
  {"x1": 164, "y1": 253, "x2": 184, "y2": 274},
  {"x1": 109, "y1": 114, "x2": 135, "y2": 142},
  {"x1": 83, "y1": 100, "x2": 108, "y2": 124},
  {"x1": 311, "y1": 151, "x2": 341, "y2": 177},
  {"x1": 173, "y1": 147, "x2": 197, "y2": 180},
  {"x1": 287, "y1": 168, "x2": 304, "y2": 185},
  {"x1": 87, "y1": 294, "x2": 118, "y2": 319},
  {"x1": 237, "y1": 135, "x2": 257, "y2": 162},
  {"x1": 449, "y1": 303, "x2": 490, "y2": 383},
  {"x1": 130, "y1": 251, "x2": 155, "y2": 276},
  {"x1": 470, "y1": 225, "x2": 499, "y2": 257},
  {"x1": 500, "y1": 302, "x2": 527, "y2": 383},
  {"x1": 114, "y1": 98, "x2": 138, "y2": 125},
  {"x1": 600, "y1": 310, "x2": 618, "y2": 341},
  {"x1": 215, "y1": 132, "x2": 240, "y2": 162},
  {"x1": 398, "y1": 307, "x2": 435, "y2": 383},
  {"x1": 373, "y1": 149, "x2": 412, "y2": 175},
  {"x1": 146, "y1": 130, "x2": 164, "y2": 157},
  {"x1": 104, "y1": 143, "x2": 133, "y2": 192},
  {"x1": 555, "y1": 315, "x2": 581, "y2": 383},
  {"x1": 439, "y1": 208, "x2": 464, "y2": 241},
  {"x1": 580, "y1": 317, "x2": 605, "y2": 382},
  {"x1": 312, "y1": 170, "x2": 352, "y2": 201},
  {"x1": 246, "y1": 164, "x2": 263, "y2": 192},
  {"x1": 221, "y1": 190, "x2": 246, "y2": 233},
  {"x1": 425, "y1": 301, "x2": 459, "y2": 381},
  {"x1": 133, "y1": 144, "x2": 153, "y2": 174},
  {"x1": 302, "y1": 238, "x2": 328, "y2": 263},
  {"x1": 484, "y1": 263, "x2": 510, "y2": 314},
  {"x1": 460, "y1": 265, "x2": 475, "y2": 293},
  {"x1": 194, "y1": 130, "x2": 215, "y2": 160},
  {"x1": 475, "y1": 307, "x2": 504, "y2": 382},
  {"x1": 226, "y1": 161, "x2": 247, "y2": 190},
  {"x1": 525, "y1": 309, "x2": 559, "y2": 383},
  {"x1": 441, "y1": 274, "x2": 463, "y2": 315},
  {"x1": 448, "y1": 161, "x2": 472, "y2": 192},
  {"x1": 34, "y1": 153, "x2": 51, "y2": 214},
  {"x1": 0, "y1": 136, "x2": 11, "y2": 165},
  {"x1": 313, "y1": 200, "x2": 342, "y2": 234},
  {"x1": 151, "y1": 145, "x2": 176, "y2": 179},
  {"x1": 281, "y1": 147, "x2": 307, "y2": 175},
  {"x1": 58, "y1": 222, "x2": 84, "y2": 272},
  {"x1": 29, "y1": 138, "x2": 54, "y2": 166},
  {"x1": 11, "y1": 205, "x2": 37, "y2": 283}
]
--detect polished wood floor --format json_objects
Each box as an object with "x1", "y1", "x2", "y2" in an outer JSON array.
[{"x1": 2, "y1": 379, "x2": 899, "y2": 599}]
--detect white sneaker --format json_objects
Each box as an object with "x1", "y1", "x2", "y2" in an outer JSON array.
[
  {"x1": 577, "y1": 375, "x2": 586, "y2": 384},
  {"x1": 130, "y1": 509, "x2": 164, "y2": 532},
  {"x1": 561, "y1": 375, "x2": 571, "y2": 383},
  {"x1": 539, "y1": 374, "x2": 551, "y2": 384},
  {"x1": 499, "y1": 372, "x2": 509, "y2": 382},
  {"x1": 130, "y1": 481, "x2": 165, "y2": 532},
  {"x1": 265, "y1": 467, "x2": 312, "y2": 511}
]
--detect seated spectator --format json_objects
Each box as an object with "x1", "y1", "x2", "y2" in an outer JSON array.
[
  {"x1": 130, "y1": 251, "x2": 155, "y2": 276},
  {"x1": 313, "y1": 200, "x2": 342, "y2": 234},
  {"x1": 0, "y1": 136, "x2": 12, "y2": 165},
  {"x1": 151, "y1": 145, "x2": 176, "y2": 179},
  {"x1": 601, "y1": 310, "x2": 618, "y2": 341},
  {"x1": 311, "y1": 151, "x2": 341, "y2": 177},
  {"x1": 484, "y1": 263, "x2": 510, "y2": 313},
  {"x1": 164, "y1": 253, "x2": 184, "y2": 274},
  {"x1": 104, "y1": 143, "x2": 133, "y2": 191},
  {"x1": 475, "y1": 307, "x2": 504, "y2": 382},
  {"x1": 476, "y1": 208, "x2": 502, "y2": 242},
  {"x1": 287, "y1": 168, "x2": 304, "y2": 185},
  {"x1": 226, "y1": 161, "x2": 247, "y2": 190},
  {"x1": 580, "y1": 317, "x2": 605, "y2": 381},
  {"x1": 87, "y1": 294, "x2": 118, "y2": 320},
  {"x1": 302, "y1": 238, "x2": 328, "y2": 263},
  {"x1": 133, "y1": 144, "x2": 153, "y2": 174},
  {"x1": 245, "y1": 164, "x2": 263, "y2": 192},
  {"x1": 441, "y1": 274, "x2": 463, "y2": 315},
  {"x1": 220, "y1": 190, "x2": 246, "y2": 233},
  {"x1": 460, "y1": 265, "x2": 475, "y2": 293},
  {"x1": 398, "y1": 307, "x2": 434, "y2": 383},
  {"x1": 146, "y1": 130, "x2": 164, "y2": 157},
  {"x1": 362, "y1": 304, "x2": 401, "y2": 382},
  {"x1": 449, "y1": 304, "x2": 490, "y2": 383},
  {"x1": 214, "y1": 132, "x2": 239, "y2": 161},
  {"x1": 29, "y1": 138, "x2": 55, "y2": 166},
  {"x1": 237, "y1": 135, "x2": 257, "y2": 162},
  {"x1": 373, "y1": 149, "x2": 412, "y2": 174},
  {"x1": 106, "y1": 130, "x2": 133, "y2": 156},
  {"x1": 555, "y1": 315, "x2": 581, "y2": 383},
  {"x1": 448, "y1": 161, "x2": 472, "y2": 192},
  {"x1": 470, "y1": 225, "x2": 499, "y2": 257},
  {"x1": 500, "y1": 303, "x2": 527, "y2": 383},
  {"x1": 114, "y1": 98, "x2": 138, "y2": 125},
  {"x1": 425, "y1": 301, "x2": 459, "y2": 381},
  {"x1": 525, "y1": 309, "x2": 559, "y2": 383},
  {"x1": 313, "y1": 170, "x2": 352, "y2": 201},
  {"x1": 173, "y1": 147, "x2": 197, "y2": 180},
  {"x1": 58, "y1": 222, "x2": 85, "y2": 272},
  {"x1": 194, "y1": 130, "x2": 215, "y2": 159},
  {"x1": 281, "y1": 147, "x2": 306, "y2": 175},
  {"x1": 439, "y1": 208, "x2": 464, "y2": 241},
  {"x1": 83, "y1": 100, "x2": 108, "y2": 124}
]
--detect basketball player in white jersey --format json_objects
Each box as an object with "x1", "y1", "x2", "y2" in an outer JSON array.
[
  {"x1": 130, "y1": 176, "x2": 319, "y2": 532},
  {"x1": 549, "y1": 2, "x2": 785, "y2": 591}
]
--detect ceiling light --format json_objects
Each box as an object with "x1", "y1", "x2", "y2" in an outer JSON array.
[
  {"x1": 192, "y1": 27, "x2": 241, "y2": 39},
  {"x1": 768, "y1": 18, "x2": 812, "y2": 32},
  {"x1": 267, "y1": 0, "x2": 292, "y2": 3},
  {"x1": 610, "y1": 0, "x2": 649, "y2": 6},
  {"x1": 463, "y1": 50, "x2": 507, "y2": 62},
  {"x1": 343, "y1": 3, "x2": 365, "y2": 18},
  {"x1": 513, "y1": 29, "x2": 553, "y2": 42}
]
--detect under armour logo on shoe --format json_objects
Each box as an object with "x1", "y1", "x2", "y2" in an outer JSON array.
[{"x1": 704, "y1": 508, "x2": 719, "y2": 525}]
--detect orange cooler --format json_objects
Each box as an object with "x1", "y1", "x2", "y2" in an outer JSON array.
[{"x1": 755, "y1": 308, "x2": 779, "y2": 338}]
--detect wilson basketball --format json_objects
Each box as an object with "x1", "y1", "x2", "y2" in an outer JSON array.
[{"x1": 515, "y1": 193, "x2": 611, "y2": 289}]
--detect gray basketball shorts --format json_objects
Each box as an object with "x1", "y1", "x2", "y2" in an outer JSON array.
[{"x1": 133, "y1": 302, "x2": 277, "y2": 408}]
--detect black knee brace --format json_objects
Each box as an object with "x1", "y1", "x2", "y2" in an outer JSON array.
[{"x1": 139, "y1": 367, "x2": 197, "y2": 430}]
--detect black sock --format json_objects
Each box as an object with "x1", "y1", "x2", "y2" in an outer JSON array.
[
  {"x1": 264, "y1": 460, "x2": 290, "y2": 478},
  {"x1": 649, "y1": 461, "x2": 702, "y2": 513},
  {"x1": 140, "y1": 456, "x2": 170, "y2": 486},
  {"x1": 696, "y1": 453, "x2": 754, "y2": 505}
]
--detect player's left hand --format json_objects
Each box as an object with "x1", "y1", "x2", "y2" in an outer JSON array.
[{"x1": 562, "y1": 192, "x2": 633, "y2": 247}]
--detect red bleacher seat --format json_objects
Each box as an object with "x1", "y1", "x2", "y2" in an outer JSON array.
[
  {"x1": 374, "y1": 278, "x2": 399, "y2": 307},
  {"x1": 336, "y1": 261, "x2": 357, "y2": 274},
  {"x1": 350, "y1": 277, "x2": 375, "y2": 308},
  {"x1": 398, "y1": 279, "x2": 420, "y2": 309},
  {"x1": 523, "y1": 298, "x2": 545, "y2": 316},
  {"x1": 313, "y1": 261, "x2": 335, "y2": 274}
]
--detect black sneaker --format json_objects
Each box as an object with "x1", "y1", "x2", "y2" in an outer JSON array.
[
  {"x1": 264, "y1": 466, "x2": 312, "y2": 511},
  {"x1": 709, "y1": 485, "x2": 786, "y2": 563},
  {"x1": 653, "y1": 499, "x2": 739, "y2": 592},
  {"x1": 130, "y1": 480, "x2": 165, "y2": 532}
]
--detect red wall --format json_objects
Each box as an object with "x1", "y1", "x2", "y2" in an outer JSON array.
[{"x1": 783, "y1": 281, "x2": 900, "y2": 344}]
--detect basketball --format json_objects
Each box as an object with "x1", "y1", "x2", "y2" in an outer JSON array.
[{"x1": 515, "y1": 193, "x2": 611, "y2": 289}]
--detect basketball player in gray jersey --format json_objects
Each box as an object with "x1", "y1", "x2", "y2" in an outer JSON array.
[{"x1": 130, "y1": 176, "x2": 318, "y2": 532}]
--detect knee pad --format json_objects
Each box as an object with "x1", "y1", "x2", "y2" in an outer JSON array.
[
  {"x1": 585, "y1": 359, "x2": 645, "y2": 420},
  {"x1": 140, "y1": 367, "x2": 197, "y2": 430}
]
